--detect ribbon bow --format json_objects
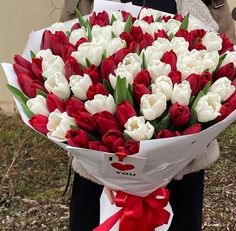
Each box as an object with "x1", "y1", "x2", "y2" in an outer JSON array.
[{"x1": 94, "y1": 188, "x2": 170, "y2": 231}]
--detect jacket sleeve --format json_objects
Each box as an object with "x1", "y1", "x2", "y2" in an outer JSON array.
[
  {"x1": 208, "y1": 1, "x2": 236, "y2": 43},
  {"x1": 60, "y1": 0, "x2": 94, "y2": 22},
  {"x1": 174, "y1": 139, "x2": 220, "y2": 180}
]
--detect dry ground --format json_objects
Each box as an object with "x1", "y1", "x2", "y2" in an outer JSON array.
[{"x1": 0, "y1": 113, "x2": 235, "y2": 231}]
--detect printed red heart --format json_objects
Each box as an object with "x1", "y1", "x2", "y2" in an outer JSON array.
[{"x1": 111, "y1": 162, "x2": 135, "y2": 171}]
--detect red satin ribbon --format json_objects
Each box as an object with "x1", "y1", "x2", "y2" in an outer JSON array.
[{"x1": 93, "y1": 188, "x2": 170, "y2": 231}]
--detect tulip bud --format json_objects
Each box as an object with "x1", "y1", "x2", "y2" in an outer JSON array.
[
  {"x1": 47, "y1": 109, "x2": 77, "y2": 141},
  {"x1": 124, "y1": 116, "x2": 154, "y2": 141},
  {"x1": 70, "y1": 74, "x2": 93, "y2": 101},
  {"x1": 209, "y1": 77, "x2": 235, "y2": 102},
  {"x1": 140, "y1": 93, "x2": 167, "y2": 121},
  {"x1": 85, "y1": 94, "x2": 116, "y2": 115},
  {"x1": 27, "y1": 95, "x2": 49, "y2": 116},
  {"x1": 195, "y1": 93, "x2": 222, "y2": 123},
  {"x1": 171, "y1": 81, "x2": 192, "y2": 106}
]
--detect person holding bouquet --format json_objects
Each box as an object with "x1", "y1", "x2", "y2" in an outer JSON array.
[{"x1": 59, "y1": 1, "x2": 236, "y2": 231}]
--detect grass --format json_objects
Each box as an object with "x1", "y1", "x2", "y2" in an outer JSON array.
[{"x1": 0, "y1": 113, "x2": 235, "y2": 230}]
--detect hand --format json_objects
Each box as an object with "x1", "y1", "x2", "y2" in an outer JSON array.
[{"x1": 104, "y1": 187, "x2": 115, "y2": 205}]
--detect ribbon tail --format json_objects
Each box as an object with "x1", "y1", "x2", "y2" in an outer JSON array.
[{"x1": 93, "y1": 209, "x2": 123, "y2": 231}]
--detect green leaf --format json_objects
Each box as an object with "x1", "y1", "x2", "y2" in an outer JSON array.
[
  {"x1": 124, "y1": 15, "x2": 132, "y2": 33},
  {"x1": 75, "y1": 8, "x2": 86, "y2": 28},
  {"x1": 189, "y1": 90, "x2": 205, "y2": 126},
  {"x1": 191, "y1": 90, "x2": 205, "y2": 111},
  {"x1": 154, "y1": 114, "x2": 170, "y2": 133},
  {"x1": 111, "y1": 14, "x2": 117, "y2": 25},
  {"x1": 189, "y1": 96, "x2": 196, "y2": 108},
  {"x1": 7, "y1": 84, "x2": 34, "y2": 118},
  {"x1": 202, "y1": 82, "x2": 211, "y2": 95},
  {"x1": 111, "y1": 31, "x2": 117, "y2": 39},
  {"x1": 103, "y1": 79, "x2": 114, "y2": 95},
  {"x1": 85, "y1": 20, "x2": 92, "y2": 41},
  {"x1": 88, "y1": 133, "x2": 100, "y2": 141},
  {"x1": 135, "y1": 46, "x2": 140, "y2": 55},
  {"x1": 179, "y1": 13, "x2": 189, "y2": 31},
  {"x1": 114, "y1": 76, "x2": 133, "y2": 105},
  {"x1": 142, "y1": 53, "x2": 147, "y2": 69},
  {"x1": 156, "y1": 16, "x2": 162, "y2": 22},
  {"x1": 214, "y1": 53, "x2": 227, "y2": 73},
  {"x1": 123, "y1": 132, "x2": 132, "y2": 140},
  {"x1": 36, "y1": 90, "x2": 47, "y2": 98},
  {"x1": 86, "y1": 58, "x2": 91, "y2": 67},
  {"x1": 102, "y1": 50, "x2": 107, "y2": 60},
  {"x1": 128, "y1": 83, "x2": 133, "y2": 96},
  {"x1": 70, "y1": 125, "x2": 78, "y2": 129},
  {"x1": 168, "y1": 33, "x2": 174, "y2": 40},
  {"x1": 30, "y1": 50, "x2": 36, "y2": 59},
  {"x1": 66, "y1": 31, "x2": 71, "y2": 37}
]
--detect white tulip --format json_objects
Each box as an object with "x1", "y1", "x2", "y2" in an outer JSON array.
[
  {"x1": 119, "y1": 53, "x2": 142, "y2": 75},
  {"x1": 49, "y1": 22, "x2": 67, "y2": 34},
  {"x1": 40, "y1": 50, "x2": 65, "y2": 78},
  {"x1": 187, "y1": 16, "x2": 204, "y2": 32},
  {"x1": 112, "y1": 20, "x2": 126, "y2": 36},
  {"x1": 36, "y1": 49, "x2": 53, "y2": 59},
  {"x1": 202, "y1": 32, "x2": 222, "y2": 52},
  {"x1": 221, "y1": 51, "x2": 236, "y2": 67},
  {"x1": 165, "y1": 19, "x2": 181, "y2": 35},
  {"x1": 26, "y1": 95, "x2": 49, "y2": 116},
  {"x1": 69, "y1": 74, "x2": 93, "y2": 100},
  {"x1": 139, "y1": 8, "x2": 162, "y2": 21},
  {"x1": 109, "y1": 67, "x2": 134, "y2": 89},
  {"x1": 92, "y1": 25, "x2": 113, "y2": 50},
  {"x1": 151, "y1": 76, "x2": 173, "y2": 100},
  {"x1": 72, "y1": 42, "x2": 103, "y2": 67},
  {"x1": 177, "y1": 50, "x2": 205, "y2": 80},
  {"x1": 69, "y1": 27, "x2": 87, "y2": 45},
  {"x1": 202, "y1": 51, "x2": 219, "y2": 73},
  {"x1": 171, "y1": 80, "x2": 192, "y2": 105},
  {"x1": 171, "y1": 37, "x2": 189, "y2": 56},
  {"x1": 141, "y1": 46, "x2": 163, "y2": 66},
  {"x1": 122, "y1": 53, "x2": 142, "y2": 66},
  {"x1": 85, "y1": 94, "x2": 116, "y2": 115},
  {"x1": 47, "y1": 109, "x2": 77, "y2": 141},
  {"x1": 140, "y1": 93, "x2": 167, "y2": 120},
  {"x1": 209, "y1": 77, "x2": 235, "y2": 102},
  {"x1": 133, "y1": 20, "x2": 150, "y2": 34},
  {"x1": 147, "y1": 59, "x2": 171, "y2": 81},
  {"x1": 149, "y1": 22, "x2": 165, "y2": 36},
  {"x1": 124, "y1": 116, "x2": 155, "y2": 141},
  {"x1": 195, "y1": 93, "x2": 222, "y2": 122},
  {"x1": 44, "y1": 72, "x2": 70, "y2": 100},
  {"x1": 153, "y1": 38, "x2": 172, "y2": 55},
  {"x1": 109, "y1": 11, "x2": 123, "y2": 22},
  {"x1": 106, "y1": 38, "x2": 126, "y2": 57}
]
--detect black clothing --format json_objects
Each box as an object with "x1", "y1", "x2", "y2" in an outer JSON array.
[
  {"x1": 121, "y1": 0, "x2": 177, "y2": 14},
  {"x1": 70, "y1": 174, "x2": 103, "y2": 231},
  {"x1": 167, "y1": 170, "x2": 205, "y2": 231}
]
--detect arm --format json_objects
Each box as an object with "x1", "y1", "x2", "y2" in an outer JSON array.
[
  {"x1": 60, "y1": 0, "x2": 94, "y2": 22},
  {"x1": 174, "y1": 139, "x2": 220, "y2": 180}
]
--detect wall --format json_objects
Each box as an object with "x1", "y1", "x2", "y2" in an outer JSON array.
[{"x1": 0, "y1": 0, "x2": 64, "y2": 113}]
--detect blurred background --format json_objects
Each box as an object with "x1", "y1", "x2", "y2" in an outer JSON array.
[{"x1": 0, "y1": 0, "x2": 64, "y2": 113}]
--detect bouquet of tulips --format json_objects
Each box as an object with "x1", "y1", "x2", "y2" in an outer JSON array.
[{"x1": 2, "y1": 1, "x2": 236, "y2": 230}]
